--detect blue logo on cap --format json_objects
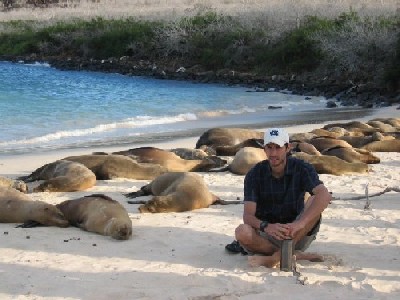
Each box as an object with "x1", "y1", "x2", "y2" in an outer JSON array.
[{"x1": 270, "y1": 130, "x2": 279, "y2": 136}]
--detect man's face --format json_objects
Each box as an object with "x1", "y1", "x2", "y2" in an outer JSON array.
[{"x1": 264, "y1": 143, "x2": 290, "y2": 168}]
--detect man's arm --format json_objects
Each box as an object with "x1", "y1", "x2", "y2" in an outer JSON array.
[{"x1": 288, "y1": 183, "x2": 332, "y2": 238}]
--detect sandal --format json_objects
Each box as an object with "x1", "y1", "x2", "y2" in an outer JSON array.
[{"x1": 225, "y1": 240, "x2": 248, "y2": 255}]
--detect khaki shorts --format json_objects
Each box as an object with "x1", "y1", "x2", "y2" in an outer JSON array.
[{"x1": 259, "y1": 218, "x2": 321, "y2": 252}]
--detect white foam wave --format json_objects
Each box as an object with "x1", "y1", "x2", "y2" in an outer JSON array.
[
  {"x1": 0, "y1": 113, "x2": 197, "y2": 146},
  {"x1": 21, "y1": 61, "x2": 51, "y2": 68}
]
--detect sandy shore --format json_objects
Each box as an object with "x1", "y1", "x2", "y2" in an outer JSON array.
[{"x1": 0, "y1": 106, "x2": 399, "y2": 299}]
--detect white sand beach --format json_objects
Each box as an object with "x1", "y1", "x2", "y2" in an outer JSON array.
[{"x1": 0, "y1": 106, "x2": 399, "y2": 300}]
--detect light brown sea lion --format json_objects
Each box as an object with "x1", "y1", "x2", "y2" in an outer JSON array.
[
  {"x1": 56, "y1": 194, "x2": 132, "y2": 240},
  {"x1": 112, "y1": 147, "x2": 226, "y2": 172},
  {"x1": 323, "y1": 121, "x2": 375, "y2": 132},
  {"x1": 214, "y1": 138, "x2": 263, "y2": 156},
  {"x1": 361, "y1": 139, "x2": 400, "y2": 152},
  {"x1": 289, "y1": 132, "x2": 317, "y2": 143},
  {"x1": 310, "y1": 128, "x2": 342, "y2": 139},
  {"x1": 308, "y1": 137, "x2": 353, "y2": 152},
  {"x1": 64, "y1": 154, "x2": 167, "y2": 180},
  {"x1": 0, "y1": 186, "x2": 69, "y2": 227},
  {"x1": 367, "y1": 120, "x2": 396, "y2": 132},
  {"x1": 18, "y1": 160, "x2": 96, "y2": 192},
  {"x1": 226, "y1": 147, "x2": 267, "y2": 175},
  {"x1": 292, "y1": 152, "x2": 369, "y2": 175},
  {"x1": 291, "y1": 142, "x2": 321, "y2": 156},
  {"x1": 321, "y1": 146, "x2": 380, "y2": 164},
  {"x1": 0, "y1": 176, "x2": 28, "y2": 193},
  {"x1": 169, "y1": 148, "x2": 210, "y2": 160},
  {"x1": 195, "y1": 128, "x2": 263, "y2": 148},
  {"x1": 125, "y1": 172, "x2": 220, "y2": 213},
  {"x1": 368, "y1": 117, "x2": 400, "y2": 129}
]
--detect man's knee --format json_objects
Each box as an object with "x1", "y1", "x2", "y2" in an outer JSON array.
[{"x1": 235, "y1": 224, "x2": 254, "y2": 243}]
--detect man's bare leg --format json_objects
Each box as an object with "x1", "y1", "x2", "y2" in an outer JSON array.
[{"x1": 248, "y1": 251, "x2": 324, "y2": 268}]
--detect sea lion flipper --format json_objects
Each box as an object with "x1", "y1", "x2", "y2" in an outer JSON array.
[
  {"x1": 15, "y1": 220, "x2": 44, "y2": 228},
  {"x1": 124, "y1": 190, "x2": 147, "y2": 199}
]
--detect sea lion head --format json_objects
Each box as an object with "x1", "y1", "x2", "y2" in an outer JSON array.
[
  {"x1": 104, "y1": 218, "x2": 132, "y2": 240},
  {"x1": 11, "y1": 180, "x2": 28, "y2": 193},
  {"x1": 34, "y1": 203, "x2": 69, "y2": 227}
]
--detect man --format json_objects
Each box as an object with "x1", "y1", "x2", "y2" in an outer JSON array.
[{"x1": 233, "y1": 128, "x2": 332, "y2": 268}]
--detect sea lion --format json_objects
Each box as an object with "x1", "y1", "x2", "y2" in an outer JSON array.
[
  {"x1": 56, "y1": 194, "x2": 132, "y2": 240},
  {"x1": 64, "y1": 154, "x2": 167, "y2": 180},
  {"x1": 289, "y1": 132, "x2": 317, "y2": 143},
  {"x1": 339, "y1": 132, "x2": 394, "y2": 148},
  {"x1": 292, "y1": 152, "x2": 369, "y2": 175},
  {"x1": 367, "y1": 120, "x2": 396, "y2": 132},
  {"x1": 321, "y1": 146, "x2": 380, "y2": 164},
  {"x1": 0, "y1": 176, "x2": 28, "y2": 193},
  {"x1": 291, "y1": 142, "x2": 321, "y2": 156},
  {"x1": 214, "y1": 138, "x2": 264, "y2": 156},
  {"x1": 195, "y1": 128, "x2": 263, "y2": 148},
  {"x1": 18, "y1": 160, "x2": 96, "y2": 192},
  {"x1": 0, "y1": 186, "x2": 69, "y2": 227},
  {"x1": 112, "y1": 147, "x2": 226, "y2": 172},
  {"x1": 125, "y1": 172, "x2": 220, "y2": 213},
  {"x1": 310, "y1": 128, "x2": 342, "y2": 139},
  {"x1": 323, "y1": 121, "x2": 376, "y2": 133},
  {"x1": 169, "y1": 148, "x2": 210, "y2": 160},
  {"x1": 308, "y1": 137, "x2": 353, "y2": 152},
  {"x1": 226, "y1": 147, "x2": 267, "y2": 175},
  {"x1": 361, "y1": 139, "x2": 400, "y2": 152}
]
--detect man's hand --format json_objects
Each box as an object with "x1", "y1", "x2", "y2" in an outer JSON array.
[
  {"x1": 287, "y1": 220, "x2": 306, "y2": 239},
  {"x1": 265, "y1": 223, "x2": 291, "y2": 240}
]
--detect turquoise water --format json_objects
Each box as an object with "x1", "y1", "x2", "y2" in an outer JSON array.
[{"x1": 0, "y1": 60, "x2": 344, "y2": 155}]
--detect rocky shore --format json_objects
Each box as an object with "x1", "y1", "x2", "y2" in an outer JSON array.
[{"x1": 5, "y1": 54, "x2": 400, "y2": 109}]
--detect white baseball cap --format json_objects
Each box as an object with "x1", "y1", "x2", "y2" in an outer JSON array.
[{"x1": 264, "y1": 128, "x2": 289, "y2": 147}]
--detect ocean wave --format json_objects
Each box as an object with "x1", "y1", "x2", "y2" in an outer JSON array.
[{"x1": 0, "y1": 113, "x2": 197, "y2": 146}]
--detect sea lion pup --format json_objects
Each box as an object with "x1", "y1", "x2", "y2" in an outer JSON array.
[
  {"x1": 112, "y1": 147, "x2": 226, "y2": 172},
  {"x1": 64, "y1": 154, "x2": 167, "y2": 180},
  {"x1": 292, "y1": 152, "x2": 369, "y2": 175},
  {"x1": 18, "y1": 160, "x2": 96, "y2": 192},
  {"x1": 0, "y1": 186, "x2": 69, "y2": 227},
  {"x1": 0, "y1": 176, "x2": 28, "y2": 193},
  {"x1": 213, "y1": 138, "x2": 264, "y2": 156},
  {"x1": 125, "y1": 172, "x2": 221, "y2": 213},
  {"x1": 195, "y1": 127, "x2": 263, "y2": 149},
  {"x1": 308, "y1": 137, "x2": 353, "y2": 152},
  {"x1": 321, "y1": 146, "x2": 380, "y2": 164},
  {"x1": 361, "y1": 139, "x2": 400, "y2": 152},
  {"x1": 56, "y1": 194, "x2": 132, "y2": 240}
]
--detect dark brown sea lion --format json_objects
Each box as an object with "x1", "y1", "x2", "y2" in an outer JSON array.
[
  {"x1": 56, "y1": 194, "x2": 132, "y2": 240},
  {"x1": 64, "y1": 154, "x2": 167, "y2": 180},
  {"x1": 0, "y1": 186, "x2": 69, "y2": 227},
  {"x1": 308, "y1": 137, "x2": 353, "y2": 152},
  {"x1": 361, "y1": 139, "x2": 400, "y2": 152},
  {"x1": 112, "y1": 147, "x2": 226, "y2": 172},
  {"x1": 214, "y1": 138, "x2": 263, "y2": 156},
  {"x1": 321, "y1": 146, "x2": 380, "y2": 164},
  {"x1": 18, "y1": 160, "x2": 96, "y2": 192},
  {"x1": 125, "y1": 172, "x2": 220, "y2": 213},
  {"x1": 292, "y1": 152, "x2": 369, "y2": 175},
  {"x1": 0, "y1": 176, "x2": 28, "y2": 193},
  {"x1": 195, "y1": 128, "x2": 263, "y2": 148}
]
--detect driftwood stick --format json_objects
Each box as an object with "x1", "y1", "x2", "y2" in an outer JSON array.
[{"x1": 333, "y1": 187, "x2": 400, "y2": 201}]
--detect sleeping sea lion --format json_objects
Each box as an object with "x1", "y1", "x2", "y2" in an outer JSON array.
[
  {"x1": 64, "y1": 154, "x2": 167, "y2": 180},
  {"x1": 308, "y1": 137, "x2": 353, "y2": 152},
  {"x1": 213, "y1": 138, "x2": 264, "y2": 156},
  {"x1": 292, "y1": 152, "x2": 369, "y2": 175},
  {"x1": 125, "y1": 172, "x2": 220, "y2": 213},
  {"x1": 112, "y1": 147, "x2": 226, "y2": 172},
  {"x1": 226, "y1": 147, "x2": 267, "y2": 175},
  {"x1": 0, "y1": 176, "x2": 28, "y2": 193},
  {"x1": 18, "y1": 160, "x2": 96, "y2": 192},
  {"x1": 0, "y1": 186, "x2": 69, "y2": 227},
  {"x1": 361, "y1": 139, "x2": 400, "y2": 152},
  {"x1": 321, "y1": 146, "x2": 380, "y2": 164},
  {"x1": 57, "y1": 194, "x2": 132, "y2": 240},
  {"x1": 195, "y1": 128, "x2": 263, "y2": 148}
]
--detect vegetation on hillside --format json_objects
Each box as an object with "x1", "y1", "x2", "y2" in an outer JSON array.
[{"x1": 0, "y1": 1, "x2": 399, "y2": 90}]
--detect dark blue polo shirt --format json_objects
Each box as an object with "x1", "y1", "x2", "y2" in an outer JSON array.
[{"x1": 244, "y1": 156, "x2": 322, "y2": 224}]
